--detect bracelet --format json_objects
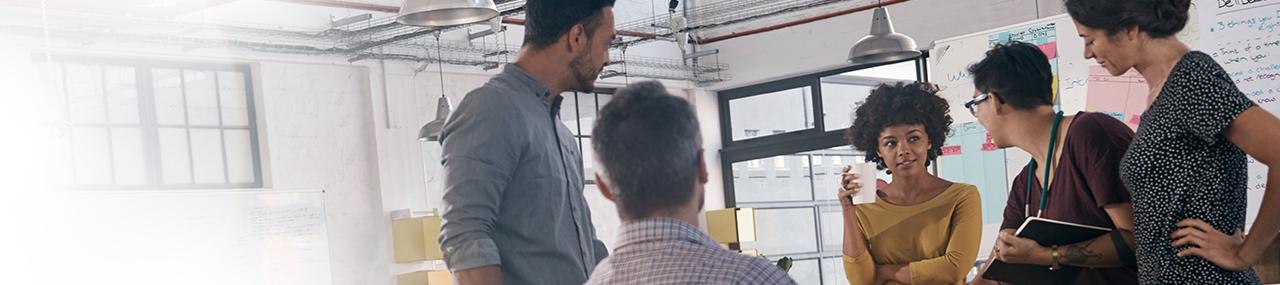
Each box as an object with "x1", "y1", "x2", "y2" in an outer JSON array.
[{"x1": 1049, "y1": 245, "x2": 1061, "y2": 271}]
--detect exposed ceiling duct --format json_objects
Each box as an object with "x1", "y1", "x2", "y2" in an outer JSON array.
[{"x1": 0, "y1": 0, "x2": 911, "y2": 84}]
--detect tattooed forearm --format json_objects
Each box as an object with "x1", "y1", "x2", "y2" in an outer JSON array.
[{"x1": 1063, "y1": 238, "x2": 1102, "y2": 264}]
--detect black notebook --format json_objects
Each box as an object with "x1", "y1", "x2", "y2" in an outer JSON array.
[{"x1": 981, "y1": 217, "x2": 1112, "y2": 284}]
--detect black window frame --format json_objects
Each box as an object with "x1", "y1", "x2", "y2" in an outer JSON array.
[
  {"x1": 718, "y1": 53, "x2": 930, "y2": 207},
  {"x1": 560, "y1": 87, "x2": 617, "y2": 185},
  {"x1": 41, "y1": 54, "x2": 264, "y2": 190},
  {"x1": 715, "y1": 53, "x2": 931, "y2": 284}
]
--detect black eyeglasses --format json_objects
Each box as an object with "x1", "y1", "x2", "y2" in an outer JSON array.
[{"x1": 964, "y1": 93, "x2": 991, "y2": 116}]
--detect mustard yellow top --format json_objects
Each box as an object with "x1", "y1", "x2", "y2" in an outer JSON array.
[{"x1": 843, "y1": 183, "x2": 982, "y2": 285}]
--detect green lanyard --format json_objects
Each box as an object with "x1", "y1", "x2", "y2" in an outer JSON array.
[{"x1": 1025, "y1": 111, "x2": 1064, "y2": 218}]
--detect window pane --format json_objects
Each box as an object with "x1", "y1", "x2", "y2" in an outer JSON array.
[
  {"x1": 822, "y1": 256, "x2": 853, "y2": 285},
  {"x1": 786, "y1": 258, "x2": 820, "y2": 285},
  {"x1": 729, "y1": 86, "x2": 814, "y2": 141},
  {"x1": 65, "y1": 63, "x2": 107, "y2": 124},
  {"x1": 71, "y1": 127, "x2": 112, "y2": 185},
  {"x1": 153, "y1": 69, "x2": 186, "y2": 125},
  {"x1": 819, "y1": 81, "x2": 874, "y2": 132},
  {"x1": 742, "y1": 208, "x2": 818, "y2": 256},
  {"x1": 837, "y1": 59, "x2": 918, "y2": 81},
  {"x1": 596, "y1": 93, "x2": 612, "y2": 110},
  {"x1": 803, "y1": 148, "x2": 860, "y2": 201},
  {"x1": 732, "y1": 154, "x2": 814, "y2": 203},
  {"x1": 224, "y1": 129, "x2": 255, "y2": 184},
  {"x1": 217, "y1": 72, "x2": 250, "y2": 127},
  {"x1": 40, "y1": 63, "x2": 69, "y2": 122},
  {"x1": 581, "y1": 137, "x2": 596, "y2": 181},
  {"x1": 159, "y1": 128, "x2": 192, "y2": 184},
  {"x1": 48, "y1": 126, "x2": 74, "y2": 186},
  {"x1": 110, "y1": 127, "x2": 146, "y2": 185},
  {"x1": 579, "y1": 93, "x2": 600, "y2": 135},
  {"x1": 559, "y1": 92, "x2": 582, "y2": 135},
  {"x1": 819, "y1": 205, "x2": 843, "y2": 253},
  {"x1": 189, "y1": 129, "x2": 226, "y2": 184},
  {"x1": 184, "y1": 70, "x2": 220, "y2": 126},
  {"x1": 586, "y1": 93, "x2": 611, "y2": 134},
  {"x1": 104, "y1": 66, "x2": 139, "y2": 124}
]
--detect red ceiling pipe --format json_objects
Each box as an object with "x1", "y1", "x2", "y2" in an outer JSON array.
[
  {"x1": 269, "y1": 0, "x2": 401, "y2": 13},
  {"x1": 694, "y1": 0, "x2": 910, "y2": 45}
]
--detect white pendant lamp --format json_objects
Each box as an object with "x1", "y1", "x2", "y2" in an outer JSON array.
[
  {"x1": 418, "y1": 95, "x2": 451, "y2": 142},
  {"x1": 397, "y1": 0, "x2": 499, "y2": 27},
  {"x1": 419, "y1": 36, "x2": 453, "y2": 142},
  {"x1": 847, "y1": 5, "x2": 920, "y2": 64}
]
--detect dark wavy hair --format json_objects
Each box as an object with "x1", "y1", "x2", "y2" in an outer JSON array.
[
  {"x1": 1064, "y1": 0, "x2": 1191, "y2": 38},
  {"x1": 846, "y1": 82, "x2": 953, "y2": 174},
  {"x1": 523, "y1": 0, "x2": 617, "y2": 49},
  {"x1": 968, "y1": 41, "x2": 1055, "y2": 110}
]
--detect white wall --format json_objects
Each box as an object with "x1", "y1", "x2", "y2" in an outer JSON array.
[
  {"x1": 703, "y1": 0, "x2": 1066, "y2": 90},
  {"x1": 256, "y1": 62, "x2": 391, "y2": 285}
]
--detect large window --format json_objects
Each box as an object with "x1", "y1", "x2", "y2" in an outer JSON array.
[
  {"x1": 558, "y1": 89, "x2": 614, "y2": 184},
  {"x1": 718, "y1": 58, "x2": 925, "y2": 284},
  {"x1": 42, "y1": 57, "x2": 261, "y2": 189}
]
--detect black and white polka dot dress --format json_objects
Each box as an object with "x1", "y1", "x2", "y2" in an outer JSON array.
[{"x1": 1119, "y1": 51, "x2": 1260, "y2": 284}]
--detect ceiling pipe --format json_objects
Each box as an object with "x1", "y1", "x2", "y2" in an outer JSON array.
[
  {"x1": 270, "y1": 0, "x2": 907, "y2": 50},
  {"x1": 269, "y1": 0, "x2": 401, "y2": 13},
  {"x1": 695, "y1": 0, "x2": 909, "y2": 45},
  {"x1": 499, "y1": 18, "x2": 657, "y2": 38},
  {"x1": 272, "y1": 0, "x2": 658, "y2": 37}
]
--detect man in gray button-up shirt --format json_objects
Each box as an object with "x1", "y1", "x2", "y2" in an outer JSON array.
[{"x1": 437, "y1": 0, "x2": 618, "y2": 284}]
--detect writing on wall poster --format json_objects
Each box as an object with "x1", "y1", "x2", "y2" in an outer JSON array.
[{"x1": 1200, "y1": 0, "x2": 1280, "y2": 224}]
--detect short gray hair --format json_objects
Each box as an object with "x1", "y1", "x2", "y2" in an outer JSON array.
[{"x1": 592, "y1": 81, "x2": 702, "y2": 218}]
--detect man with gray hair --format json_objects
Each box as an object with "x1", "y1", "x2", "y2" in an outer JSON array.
[{"x1": 585, "y1": 81, "x2": 795, "y2": 285}]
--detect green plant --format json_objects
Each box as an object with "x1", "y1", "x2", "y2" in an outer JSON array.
[{"x1": 776, "y1": 257, "x2": 794, "y2": 272}]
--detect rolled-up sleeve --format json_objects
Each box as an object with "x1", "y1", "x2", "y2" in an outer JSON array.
[{"x1": 437, "y1": 90, "x2": 525, "y2": 271}]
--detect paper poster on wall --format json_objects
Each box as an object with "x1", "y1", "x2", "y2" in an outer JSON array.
[
  {"x1": 1084, "y1": 66, "x2": 1150, "y2": 130},
  {"x1": 1200, "y1": 0, "x2": 1280, "y2": 224},
  {"x1": 989, "y1": 22, "x2": 1061, "y2": 103},
  {"x1": 938, "y1": 122, "x2": 1009, "y2": 224}
]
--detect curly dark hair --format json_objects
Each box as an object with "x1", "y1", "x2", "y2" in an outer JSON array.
[{"x1": 845, "y1": 82, "x2": 953, "y2": 174}]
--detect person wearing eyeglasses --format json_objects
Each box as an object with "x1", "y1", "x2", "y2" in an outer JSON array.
[
  {"x1": 838, "y1": 82, "x2": 982, "y2": 285},
  {"x1": 962, "y1": 42, "x2": 1138, "y2": 285}
]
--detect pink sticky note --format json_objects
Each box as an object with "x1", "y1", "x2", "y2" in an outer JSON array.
[
  {"x1": 942, "y1": 145, "x2": 962, "y2": 156},
  {"x1": 982, "y1": 143, "x2": 999, "y2": 152},
  {"x1": 1038, "y1": 43, "x2": 1058, "y2": 59},
  {"x1": 1130, "y1": 113, "x2": 1142, "y2": 125}
]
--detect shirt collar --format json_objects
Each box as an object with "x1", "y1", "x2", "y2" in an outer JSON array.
[
  {"x1": 501, "y1": 64, "x2": 552, "y2": 100},
  {"x1": 616, "y1": 217, "x2": 720, "y2": 249},
  {"x1": 501, "y1": 63, "x2": 562, "y2": 115}
]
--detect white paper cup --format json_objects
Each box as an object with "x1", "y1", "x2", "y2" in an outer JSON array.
[{"x1": 851, "y1": 163, "x2": 878, "y2": 205}]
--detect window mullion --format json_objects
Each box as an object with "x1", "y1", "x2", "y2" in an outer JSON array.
[{"x1": 137, "y1": 67, "x2": 164, "y2": 187}]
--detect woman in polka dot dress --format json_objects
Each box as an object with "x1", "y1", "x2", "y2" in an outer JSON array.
[{"x1": 1064, "y1": 0, "x2": 1280, "y2": 284}]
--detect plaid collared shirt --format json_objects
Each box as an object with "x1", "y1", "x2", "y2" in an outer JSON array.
[{"x1": 585, "y1": 217, "x2": 795, "y2": 285}]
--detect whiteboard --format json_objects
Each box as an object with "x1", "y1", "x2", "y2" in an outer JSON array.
[
  {"x1": 1198, "y1": 0, "x2": 1280, "y2": 229},
  {"x1": 49, "y1": 189, "x2": 332, "y2": 285}
]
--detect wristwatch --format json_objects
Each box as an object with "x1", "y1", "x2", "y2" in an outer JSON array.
[{"x1": 1049, "y1": 245, "x2": 1062, "y2": 271}]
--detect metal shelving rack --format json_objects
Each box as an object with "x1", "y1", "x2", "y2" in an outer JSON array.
[{"x1": 0, "y1": 0, "x2": 883, "y2": 84}]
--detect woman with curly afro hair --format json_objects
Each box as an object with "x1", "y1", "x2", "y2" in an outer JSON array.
[{"x1": 836, "y1": 82, "x2": 982, "y2": 285}]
